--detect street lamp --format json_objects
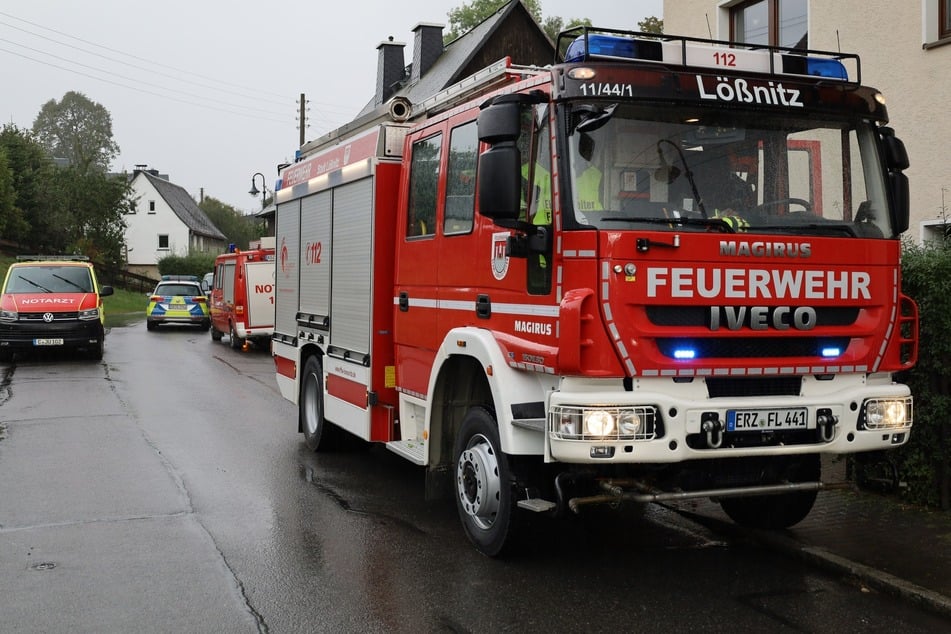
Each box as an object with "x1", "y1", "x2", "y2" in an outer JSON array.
[{"x1": 249, "y1": 172, "x2": 269, "y2": 210}]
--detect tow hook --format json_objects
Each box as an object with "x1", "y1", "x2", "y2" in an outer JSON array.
[
  {"x1": 817, "y1": 408, "x2": 838, "y2": 442},
  {"x1": 702, "y1": 413, "x2": 724, "y2": 449}
]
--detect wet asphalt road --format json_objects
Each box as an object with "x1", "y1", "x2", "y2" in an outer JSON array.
[{"x1": 1, "y1": 321, "x2": 948, "y2": 633}]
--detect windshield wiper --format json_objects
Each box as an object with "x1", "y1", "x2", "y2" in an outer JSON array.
[
  {"x1": 600, "y1": 215, "x2": 736, "y2": 232},
  {"x1": 51, "y1": 273, "x2": 91, "y2": 292},
  {"x1": 16, "y1": 276, "x2": 53, "y2": 293}
]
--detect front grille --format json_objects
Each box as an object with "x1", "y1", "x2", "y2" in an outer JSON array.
[
  {"x1": 707, "y1": 376, "x2": 802, "y2": 398},
  {"x1": 656, "y1": 336, "x2": 850, "y2": 359},
  {"x1": 20, "y1": 312, "x2": 80, "y2": 321}
]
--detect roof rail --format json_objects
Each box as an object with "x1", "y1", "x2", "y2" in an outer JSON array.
[
  {"x1": 16, "y1": 255, "x2": 90, "y2": 262},
  {"x1": 555, "y1": 26, "x2": 862, "y2": 84}
]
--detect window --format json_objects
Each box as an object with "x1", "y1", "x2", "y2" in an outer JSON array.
[
  {"x1": 406, "y1": 133, "x2": 442, "y2": 238},
  {"x1": 148, "y1": 200, "x2": 156, "y2": 214},
  {"x1": 158, "y1": 234, "x2": 169, "y2": 249},
  {"x1": 943, "y1": 0, "x2": 951, "y2": 39},
  {"x1": 731, "y1": 0, "x2": 807, "y2": 49},
  {"x1": 444, "y1": 121, "x2": 478, "y2": 235}
]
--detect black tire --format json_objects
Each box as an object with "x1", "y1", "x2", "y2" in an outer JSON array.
[
  {"x1": 211, "y1": 325, "x2": 223, "y2": 341},
  {"x1": 0, "y1": 348, "x2": 12, "y2": 362},
  {"x1": 454, "y1": 406, "x2": 520, "y2": 557},
  {"x1": 146, "y1": 320, "x2": 156, "y2": 331},
  {"x1": 229, "y1": 323, "x2": 243, "y2": 350},
  {"x1": 87, "y1": 339, "x2": 104, "y2": 361},
  {"x1": 719, "y1": 455, "x2": 820, "y2": 529},
  {"x1": 300, "y1": 355, "x2": 338, "y2": 451},
  {"x1": 201, "y1": 320, "x2": 211, "y2": 332}
]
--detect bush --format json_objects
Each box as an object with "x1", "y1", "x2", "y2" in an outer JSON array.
[
  {"x1": 157, "y1": 252, "x2": 216, "y2": 278},
  {"x1": 886, "y1": 241, "x2": 951, "y2": 509}
]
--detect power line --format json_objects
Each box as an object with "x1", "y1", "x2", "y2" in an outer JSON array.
[
  {"x1": 0, "y1": 36, "x2": 291, "y2": 121},
  {"x1": 0, "y1": 10, "x2": 296, "y2": 109},
  {"x1": 0, "y1": 10, "x2": 362, "y2": 123},
  {"x1": 0, "y1": 45, "x2": 289, "y2": 125}
]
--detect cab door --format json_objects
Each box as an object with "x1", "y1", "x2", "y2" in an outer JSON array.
[{"x1": 393, "y1": 124, "x2": 446, "y2": 396}]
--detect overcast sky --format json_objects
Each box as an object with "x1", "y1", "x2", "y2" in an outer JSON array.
[{"x1": 0, "y1": 1, "x2": 663, "y2": 214}]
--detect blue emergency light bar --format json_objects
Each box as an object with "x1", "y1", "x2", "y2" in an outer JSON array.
[{"x1": 560, "y1": 28, "x2": 858, "y2": 83}]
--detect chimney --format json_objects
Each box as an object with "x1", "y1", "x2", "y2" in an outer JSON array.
[
  {"x1": 411, "y1": 22, "x2": 444, "y2": 83},
  {"x1": 375, "y1": 37, "x2": 406, "y2": 106}
]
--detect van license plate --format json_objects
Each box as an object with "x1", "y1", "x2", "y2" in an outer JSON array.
[
  {"x1": 34, "y1": 338, "x2": 64, "y2": 346},
  {"x1": 726, "y1": 408, "x2": 807, "y2": 431}
]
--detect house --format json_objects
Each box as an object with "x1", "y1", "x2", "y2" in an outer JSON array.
[
  {"x1": 663, "y1": 0, "x2": 951, "y2": 243},
  {"x1": 125, "y1": 165, "x2": 227, "y2": 278},
  {"x1": 296, "y1": 0, "x2": 554, "y2": 157},
  {"x1": 266, "y1": 1, "x2": 554, "y2": 236}
]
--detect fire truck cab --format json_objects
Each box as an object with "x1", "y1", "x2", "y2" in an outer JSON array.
[{"x1": 273, "y1": 27, "x2": 917, "y2": 556}]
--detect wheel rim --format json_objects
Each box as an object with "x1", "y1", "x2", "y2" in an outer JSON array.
[
  {"x1": 302, "y1": 370, "x2": 320, "y2": 436},
  {"x1": 456, "y1": 433, "x2": 501, "y2": 530}
]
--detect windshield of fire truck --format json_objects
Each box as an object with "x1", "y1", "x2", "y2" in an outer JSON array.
[{"x1": 565, "y1": 103, "x2": 893, "y2": 239}]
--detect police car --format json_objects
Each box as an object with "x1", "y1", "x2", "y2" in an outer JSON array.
[{"x1": 146, "y1": 276, "x2": 210, "y2": 331}]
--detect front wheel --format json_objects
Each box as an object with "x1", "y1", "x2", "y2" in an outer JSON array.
[
  {"x1": 719, "y1": 454, "x2": 820, "y2": 529},
  {"x1": 454, "y1": 406, "x2": 520, "y2": 557},
  {"x1": 299, "y1": 355, "x2": 339, "y2": 451},
  {"x1": 229, "y1": 323, "x2": 244, "y2": 350},
  {"x1": 211, "y1": 325, "x2": 223, "y2": 341}
]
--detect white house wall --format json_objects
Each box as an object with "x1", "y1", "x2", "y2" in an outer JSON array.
[
  {"x1": 664, "y1": 0, "x2": 951, "y2": 242},
  {"x1": 126, "y1": 176, "x2": 191, "y2": 266}
]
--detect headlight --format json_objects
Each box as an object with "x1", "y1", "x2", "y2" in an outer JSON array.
[
  {"x1": 0, "y1": 309, "x2": 17, "y2": 322},
  {"x1": 551, "y1": 405, "x2": 658, "y2": 441},
  {"x1": 584, "y1": 410, "x2": 615, "y2": 437},
  {"x1": 79, "y1": 308, "x2": 100, "y2": 321},
  {"x1": 861, "y1": 398, "x2": 913, "y2": 430}
]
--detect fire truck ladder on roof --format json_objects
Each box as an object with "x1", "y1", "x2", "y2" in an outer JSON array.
[{"x1": 414, "y1": 57, "x2": 548, "y2": 118}]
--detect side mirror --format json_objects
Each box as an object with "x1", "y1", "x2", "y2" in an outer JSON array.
[
  {"x1": 889, "y1": 172, "x2": 910, "y2": 234},
  {"x1": 99, "y1": 286, "x2": 114, "y2": 297},
  {"x1": 478, "y1": 101, "x2": 521, "y2": 144},
  {"x1": 879, "y1": 127, "x2": 910, "y2": 171},
  {"x1": 477, "y1": 145, "x2": 521, "y2": 221}
]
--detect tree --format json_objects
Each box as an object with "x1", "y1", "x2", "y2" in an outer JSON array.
[
  {"x1": 31, "y1": 91, "x2": 120, "y2": 173},
  {"x1": 0, "y1": 123, "x2": 132, "y2": 263},
  {"x1": 541, "y1": 16, "x2": 593, "y2": 42},
  {"x1": 638, "y1": 16, "x2": 664, "y2": 34},
  {"x1": 0, "y1": 124, "x2": 61, "y2": 248},
  {"x1": 55, "y1": 166, "x2": 133, "y2": 267},
  {"x1": 199, "y1": 196, "x2": 264, "y2": 251},
  {"x1": 0, "y1": 146, "x2": 19, "y2": 238},
  {"x1": 446, "y1": 0, "x2": 542, "y2": 41}
]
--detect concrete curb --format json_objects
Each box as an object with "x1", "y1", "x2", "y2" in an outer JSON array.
[{"x1": 669, "y1": 506, "x2": 951, "y2": 621}]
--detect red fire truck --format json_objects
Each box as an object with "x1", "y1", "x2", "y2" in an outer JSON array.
[
  {"x1": 210, "y1": 238, "x2": 275, "y2": 350},
  {"x1": 272, "y1": 27, "x2": 917, "y2": 556}
]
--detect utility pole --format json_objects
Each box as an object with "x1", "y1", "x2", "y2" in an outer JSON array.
[{"x1": 299, "y1": 93, "x2": 306, "y2": 147}]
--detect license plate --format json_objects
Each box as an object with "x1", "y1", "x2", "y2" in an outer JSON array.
[
  {"x1": 34, "y1": 338, "x2": 64, "y2": 346},
  {"x1": 726, "y1": 408, "x2": 807, "y2": 431}
]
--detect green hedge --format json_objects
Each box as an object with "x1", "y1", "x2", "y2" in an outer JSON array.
[
  {"x1": 156, "y1": 253, "x2": 217, "y2": 278},
  {"x1": 885, "y1": 241, "x2": 951, "y2": 510}
]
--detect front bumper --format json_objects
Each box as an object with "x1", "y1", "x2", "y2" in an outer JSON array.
[
  {"x1": 0, "y1": 319, "x2": 104, "y2": 350},
  {"x1": 546, "y1": 373, "x2": 912, "y2": 464}
]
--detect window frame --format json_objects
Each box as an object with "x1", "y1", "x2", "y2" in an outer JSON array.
[
  {"x1": 942, "y1": 0, "x2": 951, "y2": 40},
  {"x1": 730, "y1": 0, "x2": 808, "y2": 49},
  {"x1": 158, "y1": 234, "x2": 170, "y2": 250}
]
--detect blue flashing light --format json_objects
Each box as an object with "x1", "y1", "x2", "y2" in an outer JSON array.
[
  {"x1": 565, "y1": 34, "x2": 662, "y2": 63},
  {"x1": 782, "y1": 54, "x2": 849, "y2": 80},
  {"x1": 806, "y1": 58, "x2": 848, "y2": 80},
  {"x1": 673, "y1": 348, "x2": 697, "y2": 360},
  {"x1": 821, "y1": 347, "x2": 842, "y2": 358}
]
